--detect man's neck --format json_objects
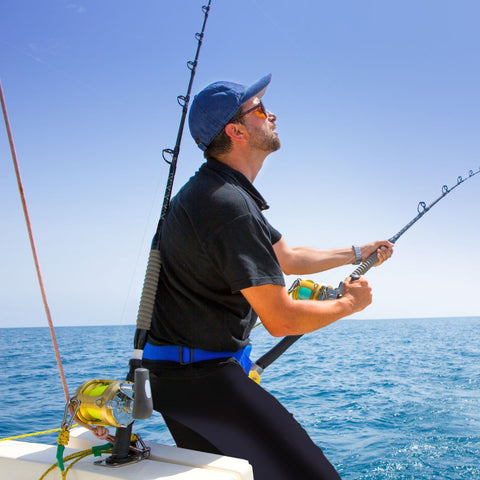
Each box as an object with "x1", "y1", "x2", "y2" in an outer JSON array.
[{"x1": 215, "y1": 150, "x2": 267, "y2": 183}]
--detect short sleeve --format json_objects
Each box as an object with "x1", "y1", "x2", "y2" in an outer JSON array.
[{"x1": 204, "y1": 213, "x2": 285, "y2": 293}]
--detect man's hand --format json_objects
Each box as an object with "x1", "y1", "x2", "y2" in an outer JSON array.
[
  {"x1": 358, "y1": 240, "x2": 394, "y2": 266},
  {"x1": 341, "y1": 275, "x2": 372, "y2": 313}
]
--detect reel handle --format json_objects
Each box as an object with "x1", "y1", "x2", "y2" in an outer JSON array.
[{"x1": 132, "y1": 368, "x2": 153, "y2": 420}]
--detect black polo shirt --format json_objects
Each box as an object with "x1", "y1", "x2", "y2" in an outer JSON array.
[{"x1": 149, "y1": 158, "x2": 285, "y2": 352}]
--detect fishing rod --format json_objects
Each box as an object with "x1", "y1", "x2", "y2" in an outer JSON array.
[
  {"x1": 1, "y1": 80, "x2": 71, "y2": 403},
  {"x1": 251, "y1": 168, "x2": 480, "y2": 375},
  {"x1": 106, "y1": 2, "x2": 213, "y2": 466},
  {"x1": 133, "y1": 0, "x2": 212, "y2": 360},
  {"x1": 2, "y1": 81, "x2": 122, "y2": 447}
]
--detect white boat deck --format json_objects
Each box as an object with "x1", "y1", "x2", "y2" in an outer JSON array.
[{"x1": 0, "y1": 427, "x2": 253, "y2": 480}]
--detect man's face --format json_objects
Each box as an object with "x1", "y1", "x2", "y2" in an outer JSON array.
[{"x1": 240, "y1": 97, "x2": 281, "y2": 154}]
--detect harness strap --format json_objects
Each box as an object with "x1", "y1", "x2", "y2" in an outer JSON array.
[{"x1": 143, "y1": 343, "x2": 253, "y2": 374}]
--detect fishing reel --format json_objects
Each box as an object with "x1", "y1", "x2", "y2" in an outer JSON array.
[
  {"x1": 57, "y1": 370, "x2": 153, "y2": 469},
  {"x1": 70, "y1": 368, "x2": 153, "y2": 429},
  {"x1": 74, "y1": 379, "x2": 134, "y2": 428},
  {"x1": 288, "y1": 278, "x2": 342, "y2": 301}
]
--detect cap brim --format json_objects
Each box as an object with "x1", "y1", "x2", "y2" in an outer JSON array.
[{"x1": 242, "y1": 74, "x2": 272, "y2": 103}]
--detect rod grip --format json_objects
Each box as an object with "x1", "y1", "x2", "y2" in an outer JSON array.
[
  {"x1": 136, "y1": 249, "x2": 162, "y2": 331},
  {"x1": 350, "y1": 251, "x2": 378, "y2": 277}
]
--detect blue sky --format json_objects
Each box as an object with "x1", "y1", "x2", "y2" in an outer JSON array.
[{"x1": 1, "y1": 0, "x2": 479, "y2": 328}]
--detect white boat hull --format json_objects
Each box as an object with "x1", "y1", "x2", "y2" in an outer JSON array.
[{"x1": 0, "y1": 427, "x2": 253, "y2": 480}]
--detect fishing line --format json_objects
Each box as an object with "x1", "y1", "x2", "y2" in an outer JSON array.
[{"x1": 252, "y1": 168, "x2": 480, "y2": 375}]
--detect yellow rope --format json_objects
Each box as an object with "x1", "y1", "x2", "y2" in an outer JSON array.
[
  {"x1": 39, "y1": 446, "x2": 112, "y2": 480},
  {"x1": 2, "y1": 425, "x2": 110, "y2": 480},
  {"x1": 0, "y1": 425, "x2": 78, "y2": 442},
  {"x1": 39, "y1": 449, "x2": 97, "y2": 480},
  {"x1": 61, "y1": 452, "x2": 90, "y2": 478}
]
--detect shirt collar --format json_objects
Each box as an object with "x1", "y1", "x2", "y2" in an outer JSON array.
[{"x1": 204, "y1": 158, "x2": 270, "y2": 211}]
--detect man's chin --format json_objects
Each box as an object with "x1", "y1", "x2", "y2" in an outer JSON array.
[{"x1": 271, "y1": 137, "x2": 281, "y2": 152}]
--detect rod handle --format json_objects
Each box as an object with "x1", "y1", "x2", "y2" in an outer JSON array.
[
  {"x1": 136, "y1": 249, "x2": 162, "y2": 331},
  {"x1": 255, "y1": 335, "x2": 302, "y2": 371},
  {"x1": 350, "y1": 251, "x2": 378, "y2": 277}
]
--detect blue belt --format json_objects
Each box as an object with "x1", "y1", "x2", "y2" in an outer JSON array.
[{"x1": 143, "y1": 343, "x2": 253, "y2": 375}]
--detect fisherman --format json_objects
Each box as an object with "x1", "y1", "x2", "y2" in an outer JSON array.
[{"x1": 142, "y1": 74, "x2": 393, "y2": 479}]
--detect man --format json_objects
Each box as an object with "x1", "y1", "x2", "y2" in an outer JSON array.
[{"x1": 142, "y1": 74, "x2": 393, "y2": 479}]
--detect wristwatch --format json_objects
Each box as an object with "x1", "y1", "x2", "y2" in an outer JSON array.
[{"x1": 352, "y1": 245, "x2": 362, "y2": 265}]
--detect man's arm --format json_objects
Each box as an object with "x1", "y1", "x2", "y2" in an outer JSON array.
[
  {"x1": 241, "y1": 275, "x2": 372, "y2": 337},
  {"x1": 273, "y1": 237, "x2": 393, "y2": 275}
]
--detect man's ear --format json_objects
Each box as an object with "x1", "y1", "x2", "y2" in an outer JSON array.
[{"x1": 224, "y1": 122, "x2": 248, "y2": 144}]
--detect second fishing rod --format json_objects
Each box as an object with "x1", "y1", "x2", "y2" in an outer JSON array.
[
  {"x1": 251, "y1": 168, "x2": 480, "y2": 376},
  {"x1": 107, "y1": 1, "x2": 213, "y2": 466}
]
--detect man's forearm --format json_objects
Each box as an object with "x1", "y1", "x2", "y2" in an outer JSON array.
[{"x1": 280, "y1": 246, "x2": 356, "y2": 275}]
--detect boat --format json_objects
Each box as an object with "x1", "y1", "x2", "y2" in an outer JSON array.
[{"x1": 0, "y1": 427, "x2": 253, "y2": 479}]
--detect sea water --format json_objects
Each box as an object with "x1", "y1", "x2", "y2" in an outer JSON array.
[{"x1": 1, "y1": 317, "x2": 479, "y2": 479}]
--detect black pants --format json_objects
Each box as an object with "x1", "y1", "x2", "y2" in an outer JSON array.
[{"x1": 147, "y1": 358, "x2": 341, "y2": 480}]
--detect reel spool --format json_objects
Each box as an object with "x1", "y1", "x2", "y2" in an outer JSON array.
[
  {"x1": 288, "y1": 278, "x2": 340, "y2": 301},
  {"x1": 74, "y1": 379, "x2": 134, "y2": 428}
]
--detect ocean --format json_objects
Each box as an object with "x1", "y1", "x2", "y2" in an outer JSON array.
[{"x1": 1, "y1": 317, "x2": 479, "y2": 479}]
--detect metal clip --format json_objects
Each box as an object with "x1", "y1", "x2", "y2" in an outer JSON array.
[{"x1": 62, "y1": 397, "x2": 80, "y2": 430}]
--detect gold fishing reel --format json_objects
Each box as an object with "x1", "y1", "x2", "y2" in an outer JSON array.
[
  {"x1": 73, "y1": 379, "x2": 134, "y2": 428},
  {"x1": 288, "y1": 278, "x2": 341, "y2": 301}
]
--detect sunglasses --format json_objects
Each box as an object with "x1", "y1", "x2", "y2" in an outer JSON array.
[{"x1": 237, "y1": 101, "x2": 268, "y2": 120}]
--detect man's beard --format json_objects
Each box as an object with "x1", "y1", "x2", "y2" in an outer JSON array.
[{"x1": 250, "y1": 127, "x2": 281, "y2": 153}]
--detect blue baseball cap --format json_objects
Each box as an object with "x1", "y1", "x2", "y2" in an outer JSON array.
[{"x1": 188, "y1": 74, "x2": 272, "y2": 151}]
